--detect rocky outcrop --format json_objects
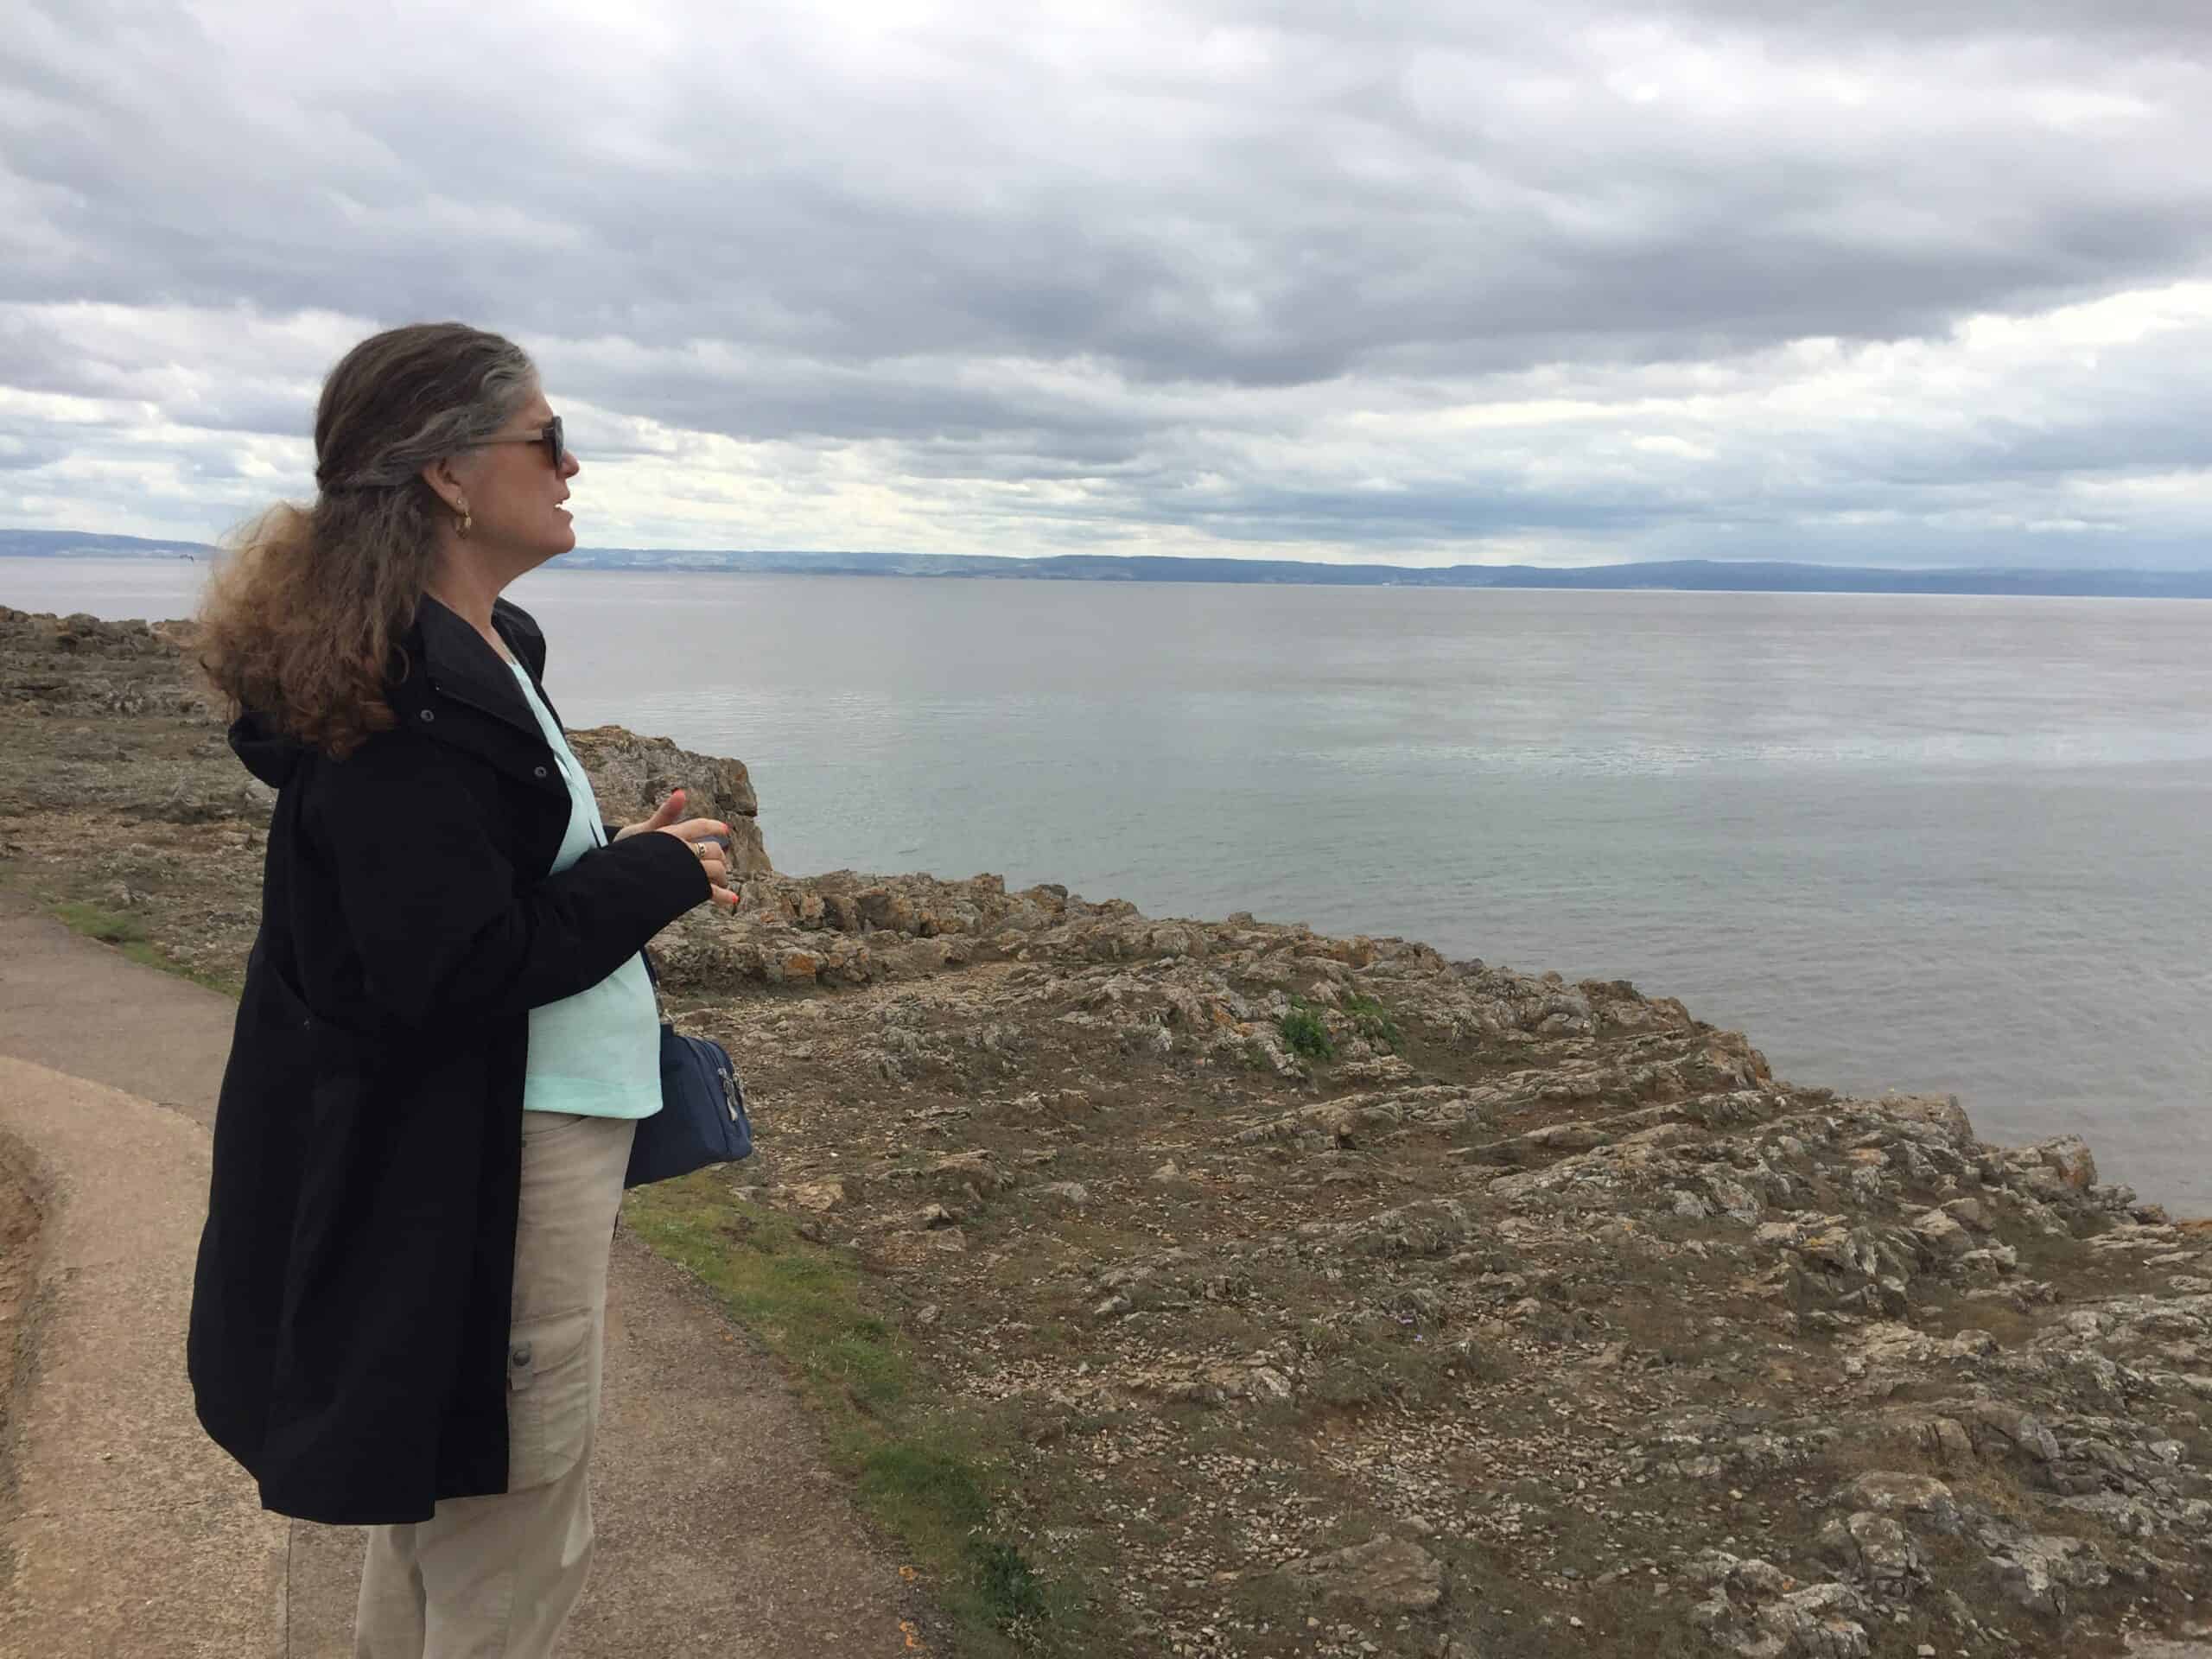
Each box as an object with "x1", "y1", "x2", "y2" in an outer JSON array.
[
  {"x1": 704, "y1": 906, "x2": 2210, "y2": 1657},
  {"x1": 0, "y1": 607, "x2": 209, "y2": 721},
  {"x1": 566, "y1": 724, "x2": 772, "y2": 875}
]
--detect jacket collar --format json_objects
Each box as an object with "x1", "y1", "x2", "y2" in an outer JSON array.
[{"x1": 387, "y1": 595, "x2": 556, "y2": 747}]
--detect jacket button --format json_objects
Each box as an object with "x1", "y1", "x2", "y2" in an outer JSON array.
[
  {"x1": 534, "y1": 766, "x2": 549, "y2": 779},
  {"x1": 418, "y1": 709, "x2": 435, "y2": 723},
  {"x1": 511, "y1": 1343, "x2": 531, "y2": 1368}
]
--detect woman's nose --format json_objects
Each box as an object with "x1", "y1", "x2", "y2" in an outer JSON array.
[{"x1": 561, "y1": 448, "x2": 581, "y2": 480}]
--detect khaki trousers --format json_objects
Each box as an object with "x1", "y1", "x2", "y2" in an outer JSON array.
[{"x1": 355, "y1": 1111, "x2": 637, "y2": 1659}]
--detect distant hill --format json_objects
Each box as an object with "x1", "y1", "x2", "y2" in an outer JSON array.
[
  {"x1": 1, "y1": 530, "x2": 214, "y2": 562},
  {"x1": 6, "y1": 526, "x2": 2209, "y2": 598}
]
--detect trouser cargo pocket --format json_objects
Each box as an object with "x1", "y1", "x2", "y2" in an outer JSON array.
[{"x1": 505, "y1": 1307, "x2": 594, "y2": 1491}]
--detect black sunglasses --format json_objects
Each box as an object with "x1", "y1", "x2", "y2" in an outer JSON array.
[{"x1": 469, "y1": 414, "x2": 565, "y2": 469}]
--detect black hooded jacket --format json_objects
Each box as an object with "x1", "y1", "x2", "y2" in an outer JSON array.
[{"x1": 186, "y1": 595, "x2": 708, "y2": 1524}]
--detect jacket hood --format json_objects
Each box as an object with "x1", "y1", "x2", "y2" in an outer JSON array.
[
  {"x1": 221, "y1": 597, "x2": 549, "y2": 792},
  {"x1": 228, "y1": 710, "x2": 308, "y2": 788}
]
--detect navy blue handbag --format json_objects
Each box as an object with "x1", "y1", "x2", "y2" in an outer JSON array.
[{"x1": 625, "y1": 950, "x2": 753, "y2": 1188}]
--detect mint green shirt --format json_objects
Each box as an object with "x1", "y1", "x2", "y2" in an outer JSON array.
[{"x1": 509, "y1": 664, "x2": 662, "y2": 1120}]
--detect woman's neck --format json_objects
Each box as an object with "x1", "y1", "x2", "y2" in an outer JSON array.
[{"x1": 425, "y1": 555, "x2": 516, "y2": 662}]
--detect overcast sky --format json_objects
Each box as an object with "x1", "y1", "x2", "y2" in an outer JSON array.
[{"x1": 3, "y1": 0, "x2": 2209, "y2": 568}]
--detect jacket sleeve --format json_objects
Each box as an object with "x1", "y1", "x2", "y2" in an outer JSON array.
[{"x1": 306, "y1": 738, "x2": 709, "y2": 1030}]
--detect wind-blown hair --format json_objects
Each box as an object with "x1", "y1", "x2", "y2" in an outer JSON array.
[{"x1": 197, "y1": 322, "x2": 537, "y2": 757}]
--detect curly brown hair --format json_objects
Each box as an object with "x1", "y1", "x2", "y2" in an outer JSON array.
[{"x1": 196, "y1": 322, "x2": 538, "y2": 757}]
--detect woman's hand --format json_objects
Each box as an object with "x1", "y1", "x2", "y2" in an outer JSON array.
[
  {"x1": 645, "y1": 799, "x2": 742, "y2": 910},
  {"x1": 615, "y1": 789, "x2": 689, "y2": 842}
]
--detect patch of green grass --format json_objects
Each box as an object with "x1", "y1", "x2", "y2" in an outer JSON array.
[
  {"x1": 1340, "y1": 990, "x2": 1402, "y2": 1053},
  {"x1": 53, "y1": 899, "x2": 149, "y2": 946},
  {"x1": 1278, "y1": 999, "x2": 1336, "y2": 1061},
  {"x1": 854, "y1": 1431, "x2": 990, "y2": 1530},
  {"x1": 626, "y1": 1177, "x2": 912, "y2": 1414},
  {"x1": 626, "y1": 1173, "x2": 1092, "y2": 1653},
  {"x1": 46, "y1": 897, "x2": 236, "y2": 993},
  {"x1": 972, "y1": 1539, "x2": 1049, "y2": 1626}
]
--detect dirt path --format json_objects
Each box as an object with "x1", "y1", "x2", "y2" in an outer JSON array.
[{"x1": 0, "y1": 893, "x2": 932, "y2": 1656}]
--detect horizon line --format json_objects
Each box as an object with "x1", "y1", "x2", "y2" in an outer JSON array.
[{"x1": 3, "y1": 526, "x2": 2209, "y2": 581}]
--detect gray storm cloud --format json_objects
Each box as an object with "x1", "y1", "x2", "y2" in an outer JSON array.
[{"x1": 2, "y1": 0, "x2": 2208, "y2": 564}]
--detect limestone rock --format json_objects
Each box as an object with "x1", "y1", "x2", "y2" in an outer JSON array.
[
  {"x1": 567, "y1": 724, "x2": 771, "y2": 874},
  {"x1": 1689, "y1": 1554, "x2": 1873, "y2": 1659},
  {"x1": 1832, "y1": 1472, "x2": 1963, "y2": 1534},
  {"x1": 1756, "y1": 1583, "x2": 1873, "y2": 1659},
  {"x1": 1910, "y1": 1208, "x2": 1974, "y2": 1257},
  {"x1": 1985, "y1": 1531, "x2": 2109, "y2": 1615},
  {"x1": 1876, "y1": 1093, "x2": 1974, "y2": 1139},
  {"x1": 149, "y1": 770, "x2": 277, "y2": 823},
  {"x1": 1275, "y1": 1534, "x2": 1444, "y2": 1612},
  {"x1": 2034, "y1": 1135, "x2": 2099, "y2": 1192},
  {"x1": 1817, "y1": 1512, "x2": 1925, "y2": 1599},
  {"x1": 784, "y1": 1180, "x2": 846, "y2": 1213}
]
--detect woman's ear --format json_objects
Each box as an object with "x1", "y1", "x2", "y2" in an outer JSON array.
[{"x1": 418, "y1": 454, "x2": 466, "y2": 516}]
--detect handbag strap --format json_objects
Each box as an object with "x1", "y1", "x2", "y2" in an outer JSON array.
[{"x1": 637, "y1": 944, "x2": 674, "y2": 1026}]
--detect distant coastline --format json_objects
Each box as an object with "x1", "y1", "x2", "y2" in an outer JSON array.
[{"x1": 7, "y1": 526, "x2": 2211, "y2": 600}]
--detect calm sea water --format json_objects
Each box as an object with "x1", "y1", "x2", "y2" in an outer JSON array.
[{"x1": 9, "y1": 556, "x2": 2209, "y2": 1211}]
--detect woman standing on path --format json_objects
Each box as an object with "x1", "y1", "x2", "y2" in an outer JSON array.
[{"x1": 187, "y1": 322, "x2": 740, "y2": 1656}]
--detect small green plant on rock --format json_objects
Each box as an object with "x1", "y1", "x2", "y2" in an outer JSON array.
[
  {"x1": 1278, "y1": 999, "x2": 1335, "y2": 1061},
  {"x1": 1340, "y1": 990, "x2": 1402, "y2": 1052},
  {"x1": 973, "y1": 1539, "x2": 1048, "y2": 1626}
]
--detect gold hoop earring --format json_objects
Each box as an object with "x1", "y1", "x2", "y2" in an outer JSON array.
[{"x1": 455, "y1": 502, "x2": 472, "y2": 537}]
